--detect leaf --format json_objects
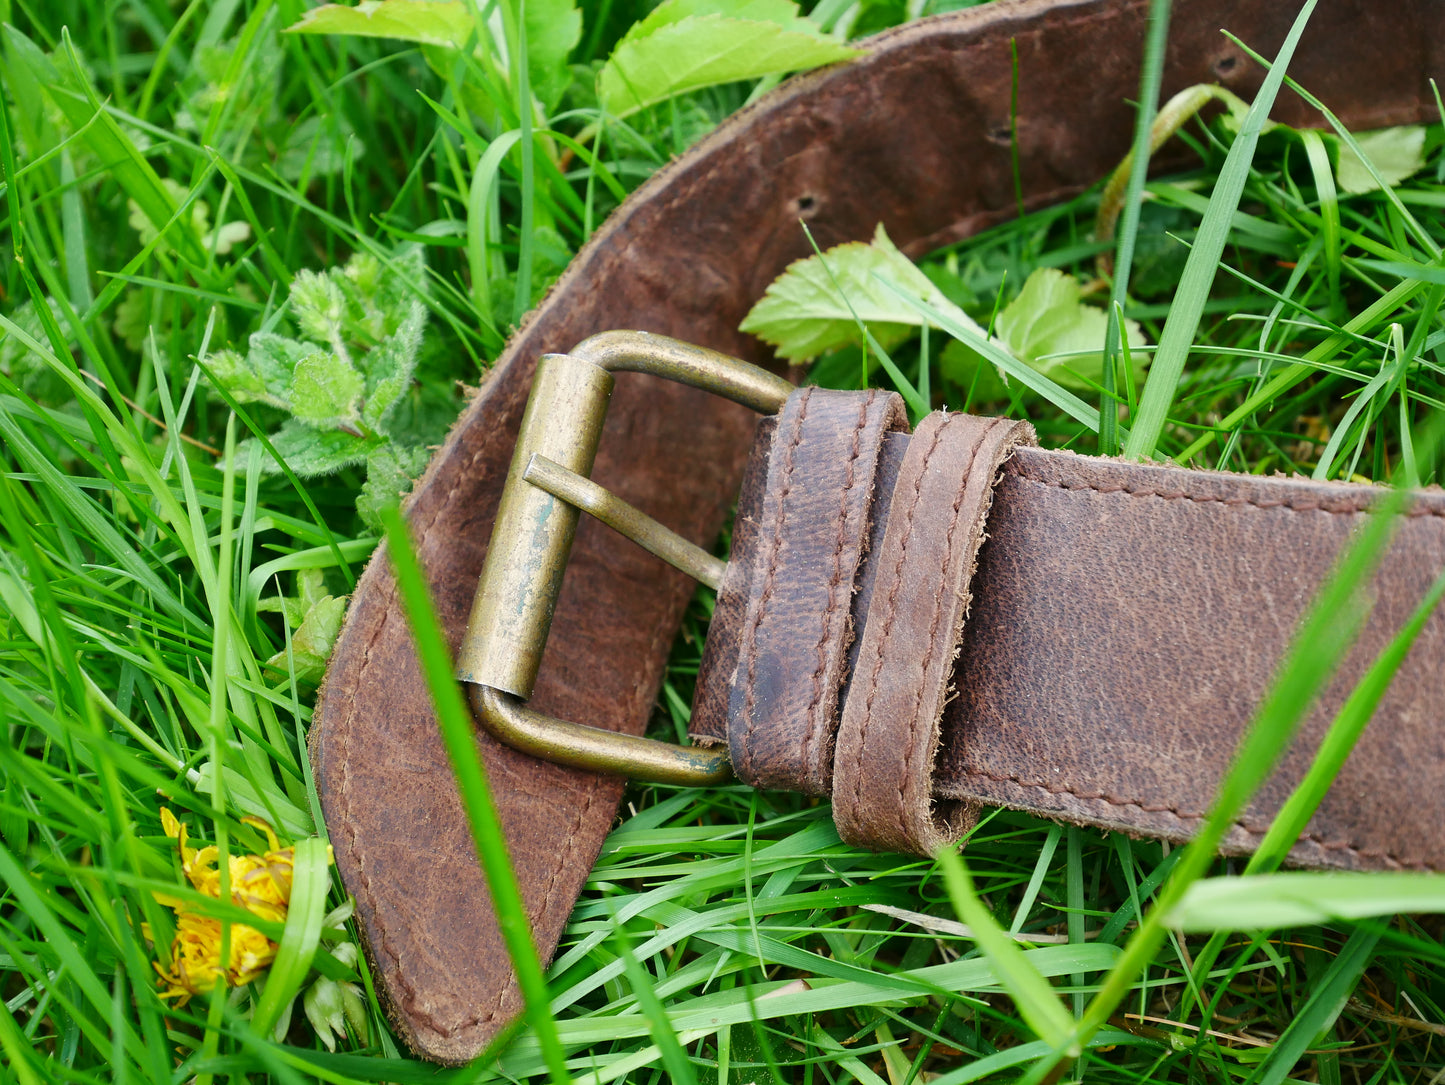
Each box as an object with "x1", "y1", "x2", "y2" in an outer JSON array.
[
  {"x1": 1334, "y1": 125, "x2": 1426, "y2": 196},
  {"x1": 284, "y1": 351, "x2": 365, "y2": 429},
  {"x1": 267, "y1": 593, "x2": 349, "y2": 683},
  {"x1": 285, "y1": 0, "x2": 476, "y2": 48},
  {"x1": 291, "y1": 269, "x2": 347, "y2": 344},
  {"x1": 206, "y1": 348, "x2": 271, "y2": 402},
  {"x1": 1169, "y1": 872, "x2": 1445, "y2": 932},
  {"x1": 250, "y1": 419, "x2": 382, "y2": 477},
  {"x1": 356, "y1": 444, "x2": 430, "y2": 532},
  {"x1": 524, "y1": 0, "x2": 583, "y2": 110},
  {"x1": 952, "y1": 268, "x2": 1148, "y2": 392},
  {"x1": 360, "y1": 302, "x2": 426, "y2": 432},
  {"x1": 276, "y1": 116, "x2": 363, "y2": 182},
  {"x1": 741, "y1": 223, "x2": 985, "y2": 363},
  {"x1": 623, "y1": 0, "x2": 809, "y2": 38},
  {"x1": 245, "y1": 332, "x2": 312, "y2": 396},
  {"x1": 598, "y1": 0, "x2": 860, "y2": 120}
]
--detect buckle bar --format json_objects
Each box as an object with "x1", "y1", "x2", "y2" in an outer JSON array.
[{"x1": 457, "y1": 331, "x2": 791, "y2": 786}]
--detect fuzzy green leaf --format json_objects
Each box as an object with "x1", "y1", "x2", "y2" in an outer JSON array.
[
  {"x1": 291, "y1": 269, "x2": 347, "y2": 344},
  {"x1": 245, "y1": 332, "x2": 312, "y2": 396},
  {"x1": 252, "y1": 419, "x2": 382, "y2": 477},
  {"x1": 285, "y1": 0, "x2": 476, "y2": 48},
  {"x1": 287, "y1": 351, "x2": 364, "y2": 429},
  {"x1": 360, "y1": 303, "x2": 426, "y2": 432},
  {"x1": 598, "y1": 0, "x2": 860, "y2": 120},
  {"x1": 740, "y1": 223, "x2": 984, "y2": 363},
  {"x1": 956, "y1": 268, "x2": 1149, "y2": 392},
  {"x1": 356, "y1": 444, "x2": 430, "y2": 532},
  {"x1": 1334, "y1": 125, "x2": 1426, "y2": 196}
]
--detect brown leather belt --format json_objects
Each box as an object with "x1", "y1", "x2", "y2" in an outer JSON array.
[{"x1": 310, "y1": 0, "x2": 1445, "y2": 1065}]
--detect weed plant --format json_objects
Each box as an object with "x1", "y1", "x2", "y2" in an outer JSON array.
[{"x1": 2, "y1": 0, "x2": 1445, "y2": 1083}]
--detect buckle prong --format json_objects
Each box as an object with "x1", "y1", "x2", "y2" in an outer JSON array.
[
  {"x1": 457, "y1": 331, "x2": 791, "y2": 786},
  {"x1": 523, "y1": 454, "x2": 727, "y2": 590}
]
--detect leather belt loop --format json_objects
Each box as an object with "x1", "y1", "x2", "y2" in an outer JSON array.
[
  {"x1": 713, "y1": 386, "x2": 910, "y2": 794},
  {"x1": 831, "y1": 413, "x2": 1037, "y2": 853}
]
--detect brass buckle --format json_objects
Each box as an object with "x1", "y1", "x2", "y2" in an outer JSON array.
[{"x1": 457, "y1": 331, "x2": 792, "y2": 786}]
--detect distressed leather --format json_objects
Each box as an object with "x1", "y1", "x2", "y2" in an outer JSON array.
[
  {"x1": 310, "y1": 0, "x2": 1445, "y2": 1065},
  {"x1": 697, "y1": 407, "x2": 1445, "y2": 865},
  {"x1": 726, "y1": 387, "x2": 909, "y2": 795}
]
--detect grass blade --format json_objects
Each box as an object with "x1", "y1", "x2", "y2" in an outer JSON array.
[
  {"x1": 1124, "y1": 0, "x2": 1318, "y2": 460},
  {"x1": 936, "y1": 848, "x2": 1078, "y2": 1056}
]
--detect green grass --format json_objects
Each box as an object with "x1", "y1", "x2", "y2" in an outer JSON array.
[{"x1": 4, "y1": 0, "x2": 1445, "y2": 1082}]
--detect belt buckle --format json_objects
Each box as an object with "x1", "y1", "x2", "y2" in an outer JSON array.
[{"x1": 456, "y1": 331, "x2": 791, "y2": 786}]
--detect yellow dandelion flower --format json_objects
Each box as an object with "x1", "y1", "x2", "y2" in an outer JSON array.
[{"x1": 153, "y1": 808, "x2": 316, "y2": 1006}]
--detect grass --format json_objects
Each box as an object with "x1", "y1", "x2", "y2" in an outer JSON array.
[{"x1": 3, "y1": 0, "x2": 1445, "y2": 1082}]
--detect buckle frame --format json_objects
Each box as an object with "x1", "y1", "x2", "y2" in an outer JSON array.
[{"x1": 458, "y1": 331, "x2": 792, "y2": 786}]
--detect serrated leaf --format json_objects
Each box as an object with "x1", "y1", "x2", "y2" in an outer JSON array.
[
  {"x1": 598, "y1": 2, "x2": 859, "y2": 120},
  {"x1": 980, "y1": 267, "x2": 1148, "y2": 392},
  {"x1": 285, "y1": 0, "x2": 475, "y2": 48},
  {"x1": 288, "y1": 351, "x2": 365, "y2": 428},
  {"x1": 291, "y1": 270, "x2": 346, "y2": 343},
  {"x1": 206, "y1": 348, "x2": 272, "y2": 402},
  {"x1": 740, "y1": 223, "x2": 985, "y2": 363},
  {"x1": 356, "y1": 444, "x2": 430, "y2": 531},
  {"x1": 250, "y1": 419, "x2": 382, "y2": 477},
  {"x1": 360, "y1": 302, "x2": 426, "y2": 432},
  {"x1": 245, "y1": 332, "x2": 312, "y2": 395},
  {"x1": 1334, "y1": 125, "x2": 1426, "y2": 196}
]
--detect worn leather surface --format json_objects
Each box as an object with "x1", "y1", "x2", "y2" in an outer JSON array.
[
  {"x1": 698, "y1": 414, "x2": 1445, "y2": 865},
  {"x1": 311, "y1": 0, "x2": 1445, "y2": 1065},
  {"x1": 726, "y1": 387, "x2": 908, "y2": 795}
]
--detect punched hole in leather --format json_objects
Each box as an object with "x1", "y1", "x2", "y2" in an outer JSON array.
[{"x1": 691, "y1": 388, "x2": 1445, "y2": 870}]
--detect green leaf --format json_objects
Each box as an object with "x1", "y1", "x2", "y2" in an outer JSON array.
[
  {"x1": 291, "y1": 269, "x2": 347, "y2": 344},
  {"x1": 524, "y1": 0, "x2": 583, "y2": 110},
  {"x1": 245, "y1": 332, "x2": 312, "y2": 396},
  {"x1": 598, "y1": 0, "x2": 860, "y2": 120},
  {"x1": 206, "y1": 348, "x2": 272, "y2": 403},
  {"x1": 287, "y1": 351, "x2": 364, "y2": 429},
  {"x1": 360, "y1": 303, "x2": 426, "y2": 432},
  {"x1": 1169, "y1": 872, "x2": 1445, "y2": 931},
  {"x1": 741, "y1": 223, "x2": 983, "y2": 363},
  {"x1": 268, "y1": 592, "x2": 349, "y2": 683},
  {"x1": 624, "y1": 0, "x2": 811, "y2": 37},
  {"x1": 250, "y1": 419, "x2": 382, "y2": 477},
  {"x1": 284, "y1": 0, "x2": 476, "y2": 48},
  {"x1": 356, "y1": 444, "x2": 430, "y2": 532},
  {"x1": 1334, "y1": 125, "x2": 1426, "y2": 196},
  {"x1": 960, "y1": 268, "x2": 1148, "y2": 392}
]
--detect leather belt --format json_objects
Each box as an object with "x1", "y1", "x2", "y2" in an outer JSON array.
[{"x1": 309, "y1": 0, "x2": 1445, "y2": 1065}]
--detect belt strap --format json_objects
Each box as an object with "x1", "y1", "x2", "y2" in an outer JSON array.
[
  {"x1": 694, "y1": 391, "x2": 1445, "y2": 869},
  {"x1": 309, "y1": 0, "x2": 1445, "y2": 1065}
]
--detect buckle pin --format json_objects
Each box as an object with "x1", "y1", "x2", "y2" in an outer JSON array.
[{"x1": 522, "y1": 454, "x2": 726, "y2": 590}]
